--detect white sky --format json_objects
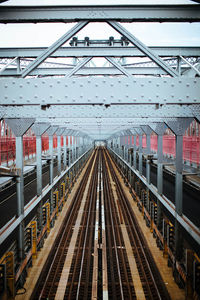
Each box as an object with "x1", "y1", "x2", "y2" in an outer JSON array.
[{"x1": 0, "y1": 0, "x2": 199, "y2": 47}]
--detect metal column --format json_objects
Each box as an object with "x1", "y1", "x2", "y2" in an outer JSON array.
[
  {"x1": 150, "y1": 122, "x2": 167, "y2": 230},
  {"x1": 56, "y1": 127, "x2": 65, "y2": 175},
  {"x1": 46, "y1": 126, "x2": 58, "y2": 213},
  {"x1": 166, "y1": 118, "x2": 193, "y2": 260},
  {"x1": 31, "y1": 122, "x2": 50, "y2": 230},
  {"x1": 5, "y1": 118, "x2": 35, "y2": 261}
]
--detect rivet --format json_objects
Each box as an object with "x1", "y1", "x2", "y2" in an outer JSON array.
[
  {"x1": 95, "y1": 84, "x2": 98, "y2": 87},
  {"x1": 42, "y1": 81, "x2": 45, "y2": 84},
  {"x1": 4, "y1": 84, "x2": 8, "y2": 88},
  {"x1": 156, "y1": 95, "x2": 159, "y2": 98},
  {"x1": 20, "y1": 95, "x2": 23, "y2": 99},
  {"x1": 194, "y1": 80, "x2": 197, "y2": 84},
  {"x1": 34, "y1": 84, "x2": 38, "y2": 87},
  {"x1": 95, "y1": 95, "x2": 98, "y2": 98},
  {"x1": 65, "y1": 95, "x2": 68, "y2": 98},
  {"x1": 179, "y1": 80, "x2": 182, "y2": 84},
  {"x1": 141, "y1": 84, "x2": 144, "y2": 87},
  {"x1": 141, "y1": 95, "x2": 144, "y2": 98},
  {"x1": 171, "y1": 95, "x2": 174, "y2": 98},
  {"x1": 50, "y1": 95, "x2": 53, "y2": 98},
  {"x1": 42, "y1": 100, "x2": 45, "y2": 103},
  {"x1": 12, "y1": 81, "x2": 15, "y2": 84},
  {"x1": 186, "y1": 95, "x2": 189, "y2": 98},
  {"x1": 57, "y1": 80, "x2": 60, "y2": 84},
  {"x1": 50, "y1": 84, "x2": 53, "y2": 87},
  {"x1": 148, "y1": 80, "x2": 152, "y2": 83},
  {"x1": 72, "y1": 99, "x2": 75, "y2": 102},
  {"x1": 171, "y1": 84, "x2": 174, "y2": 87},
  {"x1": 12, "y1": 100, "x2": 15, "y2": 103},
  {"x1": 20, "y1": 84, "x2": 23, "y2": 88},
  {"x1": 4, "y1": 95, "x2": 8, "y2": 99},
  {"x1": 26, "y1": 81, "x2": 30, "y2": 84},
  {"x1": 80, "y1": 84, "x2": 83, "y2": 87},
  {"x1": 156, "y1": 84, "x2": 159, "y2": 87},
  {"x1": 126, "y1": 95, "x2": 129, "y2": 98},
  {"x1": 88, "y1": 80, "x2": 91, "y2": 83},
  {"x1": 126, "y1": 84, "x2": 129, "y2": 87},
  {"x1": 65, "y1": 84, "x2": 68, "y2": 87},
  {"x1": 110, "y1": 84, "x2": 114, "y2": 87},
  {"x1": 27, "y1": 100, "x2": 30, "y2": 103},
  {"x1": 34, "y1": 95, "x2": 38, "y2": 98},
  {"x1": 72, "y1": 80, "x2": 75, "y2": 84}
]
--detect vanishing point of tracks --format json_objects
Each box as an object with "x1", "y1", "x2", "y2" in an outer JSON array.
[{"x1": 31, "y1": 147, "x2": 170, "y2": 300}]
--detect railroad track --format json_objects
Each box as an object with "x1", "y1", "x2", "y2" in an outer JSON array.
[
  {"x1": 103, "y1": 149, "x2": 171, "y2": 300},
  {"x1": 30, "y1": 150, "x2": 97, "y2": 299},
  {"x1": 30, "y1": 147, "x2": 171, "y2": 299}
]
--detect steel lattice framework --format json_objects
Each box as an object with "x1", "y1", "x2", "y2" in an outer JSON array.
[{"x1": 0, "y1": 3, "x2": 200, "y2": 138}]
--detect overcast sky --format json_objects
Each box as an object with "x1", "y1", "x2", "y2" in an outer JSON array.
[{"x1": 0, "y1": 0, "x2": 199, "y2": 47}]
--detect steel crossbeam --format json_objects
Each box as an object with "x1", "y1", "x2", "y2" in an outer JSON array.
[
  {"x1": 1, "y1": 77, "x2": 199, "y2": 105},
  {"x1": 0, "y1": 46, "x2": 199, "y2": 58},
  {"x1": 0, "y1": 5, "x2": 199, "y2": 23},
  {"x1": 1, "y1": 66, "x2": 190, "y2": 77},
  {"x1": 1, "y1": 104, "x2": 195, "y2": 119}
]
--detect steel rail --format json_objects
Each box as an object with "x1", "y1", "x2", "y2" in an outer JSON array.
[
  {"x1": 105, "y1": 149, "x2": 170, "y2": 299},
  {"x1": 30, "y1": 152, "x2": 94, "y2": 299},
  {"x1": 76, "y1": 150, "x2": 99, "y2": 299},
  {"x1": 103, "y1": 149, "x2": 136, "y2": 299},
  {"x1": 65, "y1": 149, "x2": 98, "y2": 299},
  {"x1": 102, "y1": 152, "x2": 125, "y2": 299}
]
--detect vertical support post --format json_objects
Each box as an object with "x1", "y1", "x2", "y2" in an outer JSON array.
[
  {"x1": 175, "y1": 134, "x2": 183, "y2": 215},
  {"x1": 175, "y1": 134, "x2": 183, "y2": 261},
  {"x1": 133, "y1": 134, "x2": 137, "y2": 169},
  {"x1": 150, "y1": 122, "x2": 167, "y2": 232},
  {"x1": 68, "y1": 135, "x2": 71, "y2": 166},
  {"x1": 36, "y1": 136, "x2": 42, "y2": 196},
  {"x1": 5, "y1": 118, "x2": 35, "y2": 261},
  {"x1": 63, "y1": 135, "x2": 67, "y2": 170},
  {"x1": 139, "y1": 134, "x2": 143, "y2": 175},
  {"x1": 16, "y1": 135, "x2": 24, "y2": 261},
  {"x1": 49, "y1": 135, "x2": 54, "y2": 185},
  {"x1": 36, "y1": 135, "x2": 43, "y2": 230},
  {"x1": 56, "y1": 127, "x2": 65, "y2": 175},
  {"x1": 57, "y1": 135, "x2": 61, "y2": 175},
  {"x1": 165, "y1": 118, "x2": 193, "y2": 262},
  {"x1": 157, "y1": 134, "x2": 164, "y2": 230}
]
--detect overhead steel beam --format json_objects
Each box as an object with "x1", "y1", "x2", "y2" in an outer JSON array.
[
  {"x1": 0, "y1": 5, "x2": 199, "y2": 23},
  {"x1": 1, "y1": 104, "x2": 196, "y2": 119},
  {"x1": 108, "y1": 21, "x2": 179, "y2": 77},
  {"x1": 0, "y1": 46, "x2": 199, "y2": 58},
  {"x1": 21, "y1": 21, "x2": 88, "y2": 77},
  {"x1": 0, "y1": 77, "x2": 199, "y2": 105},
  {"x1": 1, "y1": 66, "x2": 188, "y2": 77}
]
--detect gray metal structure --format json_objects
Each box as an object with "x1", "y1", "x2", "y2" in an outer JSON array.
[{"x1": 0, "y1": 2, "x2": 200, "y2": 292}]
